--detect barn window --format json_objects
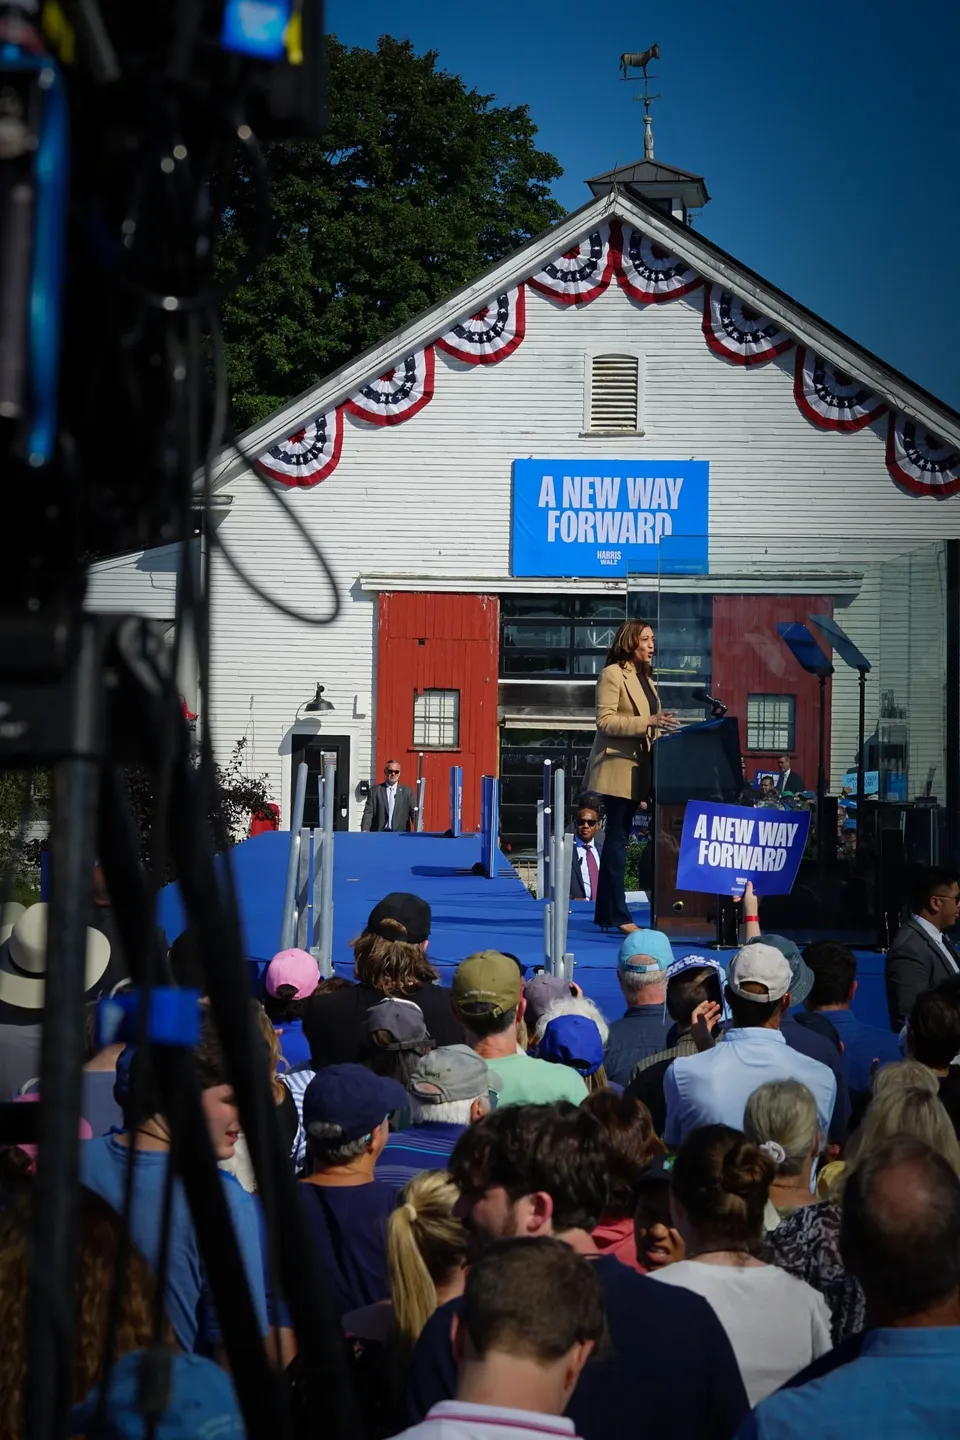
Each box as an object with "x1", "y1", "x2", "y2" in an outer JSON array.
[
  {"x1": 586, "y1": 353, "x2": 641, "y2": 433},
  {"x1": 747, "y1": 694, "x2": 796, "y2": 752},
  {"x1": 413, "y1": 689, "x2": 460, "y2": 749}
]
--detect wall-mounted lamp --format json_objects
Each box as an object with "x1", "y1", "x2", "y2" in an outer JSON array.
[
  {"x1": 295, "y1": 683, "x2": 335, "y2": 723},
  {"x1": 304, "y1": 683, "x2": 334, "y2": 713}
]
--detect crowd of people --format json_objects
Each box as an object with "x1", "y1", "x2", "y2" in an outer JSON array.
[{"x1": 2, "y1": 875, "x2": 960, "y2": 1439}]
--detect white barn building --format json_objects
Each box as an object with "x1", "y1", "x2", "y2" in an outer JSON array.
[{"x1": 88, "y1": 156, "x2": 960, "y2": 865}]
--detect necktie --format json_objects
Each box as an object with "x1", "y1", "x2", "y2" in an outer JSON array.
[
  {"x1": 386, "y1": 786, "x2": 395, "y2": 830},
  {"x1": 944, "y1": 935, "x2": 960, "y2": 973},
  {"x1": 586, "y1": 844, "x2": 600, "y2": 900}
]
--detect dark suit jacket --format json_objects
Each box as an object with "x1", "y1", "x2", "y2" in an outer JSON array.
[
  {"x1": 777, "y1": 769, "x2": 805, "y2": 794},
  {"x1": 360, "y1": 782, "x2": 416, "y2": 833},
  {"x1": 569, "y1": 834, "x2": 604, "y2": 900},
  {"x1": 885, "y1": 917, "x2": 960, "y2": 1030}
]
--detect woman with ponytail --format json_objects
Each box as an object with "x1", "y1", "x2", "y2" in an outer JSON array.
[
  {"x1": 342, "y1": 1170, "x2": 467, "y2": 1432},
  {"x1": 651, "y1": 1125, "x2": 831, "y2": 1405}
]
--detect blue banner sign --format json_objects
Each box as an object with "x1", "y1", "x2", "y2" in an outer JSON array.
[
  {"x1": 511, "y1": 459, "x2": 709, "y2": 578},
  {"x1": 676, "y1": 801, "x2": 811, "y2": 897},
  {"x1": 841, "y1": 770, "x2": 879, "y2": 796}
]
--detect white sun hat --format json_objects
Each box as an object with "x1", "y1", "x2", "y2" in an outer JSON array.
[{"x1": 0, "y1": 903, "x2": 111, "y2": 1011}]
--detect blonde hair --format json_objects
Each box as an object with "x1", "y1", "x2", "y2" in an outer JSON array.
[
  {"x1": 388, "y1": 1170, "x2": 466, "y2": 1368},
  {"x1": 744, "y1": 1080, "x2": 819, "y2": 1177},
  {"x1": 251, "y1": 1000, "x2": 288, "y2": 1101},
  {"x1": 833, "y1": 1085, "x2": 960, "y2": 1200},
  {"x1": 871, "y1": 1059, "x2": 939, "y2": 1099}
]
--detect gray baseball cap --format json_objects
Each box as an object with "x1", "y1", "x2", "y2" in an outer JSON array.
[
  {"x1": 408, "y1": 1044, "x2": 501, "y2": 1104},
  {"x1": 362, "y1": 997, "x2": 433, "y2": 1051}
]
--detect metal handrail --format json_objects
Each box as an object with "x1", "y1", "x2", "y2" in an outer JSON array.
[
  {"x1": 279, "y1": 761, "x2": 308, "y2": 949},
  {"x1": 316, "y1": 756, "x2": 336, "y2": 974}
]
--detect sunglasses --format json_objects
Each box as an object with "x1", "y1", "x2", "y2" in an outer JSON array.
[
  {"x1": 576, "y1": 818, "x2": 599, "y2": 827},
  {"x1": 385, "y1": 769, "x2": 400, "y2": 775}
]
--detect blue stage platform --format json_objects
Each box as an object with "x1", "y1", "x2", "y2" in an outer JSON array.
[{"x1": 158, "y1": 831, "x2": 891, "y2": 1032}]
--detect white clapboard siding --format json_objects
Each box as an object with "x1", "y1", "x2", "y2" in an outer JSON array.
[
  {"x1": 86, "y1": 545, "x2": 180, "y2": 619},
  {"x1": 98, "y1": 277, "x2": 959, "y2": 825}
]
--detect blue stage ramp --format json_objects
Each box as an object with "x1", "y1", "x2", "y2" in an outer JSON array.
[{"x1": 157, "y1": 830, "x2": 890, "y2": 1032}]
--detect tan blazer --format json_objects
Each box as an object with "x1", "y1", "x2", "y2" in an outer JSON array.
[{"x1": 585, "y1": 662, "x2": 660, "y2": 803}]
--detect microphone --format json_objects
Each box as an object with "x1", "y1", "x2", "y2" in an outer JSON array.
[{"x1": 692, "y1": 689, "x2": 728, "y2": 717}]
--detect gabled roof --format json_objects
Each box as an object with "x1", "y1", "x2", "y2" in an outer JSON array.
[
  {"x1": 212, "y1": 183, "x2": 960, "y2": 489},
  {"x1": 585, "y1": 158, "x2": 710, "y2": 206}
]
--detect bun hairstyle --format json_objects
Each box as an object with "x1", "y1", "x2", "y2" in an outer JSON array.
[
  {"x1": 672, "y1": 1125, "x2": 775, "y2": 1249},
  {"x1": 744, "y1": 1080, "x2": 819, "y2": 1178}
]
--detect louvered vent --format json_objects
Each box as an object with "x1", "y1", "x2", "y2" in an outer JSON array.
[{"x1": 589, "y1": 354, "x2": 639, "y2": 431}]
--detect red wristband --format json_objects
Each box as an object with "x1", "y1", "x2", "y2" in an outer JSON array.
[{"x1": 743, "y1": 914, "x2": 759, "y2": 922}]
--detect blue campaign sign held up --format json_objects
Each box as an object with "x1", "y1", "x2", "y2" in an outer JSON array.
[
  {"x1": 676, "y1": 801, "x2": 811, "y2": 898},
  {"x1": 511, "y1": 459, "x2": 709, "y2": 578}
]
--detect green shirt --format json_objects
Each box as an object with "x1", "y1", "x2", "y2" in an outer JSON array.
[{"x1": 490, "y1": 1050, "x2": 588, "y2": 1107}]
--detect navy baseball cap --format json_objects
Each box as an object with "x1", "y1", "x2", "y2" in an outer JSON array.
[{"x1": 302, "y1": 1063, "x2": 407, "y2": 1143}]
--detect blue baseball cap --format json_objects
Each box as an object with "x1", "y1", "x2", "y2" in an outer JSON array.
[
  {"x1": 302, "y1": 1063, "x2": 407, "y2": 1144},
  {"x1": 745, "y1": 933, "x2": 813, "y2": 1007},
  {"x1": 618, "y1": 929, "x2": 674, "y2": 974},
  {"x1": 71, "y1": 1351, "x2": 244, "y2": 1440},
  {"x1": 537, "y1": 1014, "x2": 605, "y2": 1076}
]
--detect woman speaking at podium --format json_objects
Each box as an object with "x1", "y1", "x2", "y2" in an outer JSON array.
[{"x1": 585, "y1": 620, "x2": 677, "y2": 934}]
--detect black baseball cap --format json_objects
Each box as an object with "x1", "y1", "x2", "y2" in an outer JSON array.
[{"x1": 365, "y1": 892, "x2": 431, "y2": 944}]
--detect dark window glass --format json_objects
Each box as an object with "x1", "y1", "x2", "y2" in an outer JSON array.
[
  {"x1": 501, "y1": 651, "x2": 572, "y2": 676},
  {"x1": 503, "y1": 624, "x2": 568, "y2": 649}
]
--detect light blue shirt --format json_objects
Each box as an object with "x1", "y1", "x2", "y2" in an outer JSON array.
[
  {"x1": 736, "y1": 1327, "x2": 960, "y2": 1438},
  {"x1": 663, "y1": 1027, "x2": 836, "y2": 1147},
  {"x1": 81, "y1": 1134, "x2": 268, "y2": 1351}
]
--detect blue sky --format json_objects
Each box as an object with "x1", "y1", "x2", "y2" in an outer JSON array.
[{"x1": 327, "y1": 0, "x2": 960, "y2": 412}]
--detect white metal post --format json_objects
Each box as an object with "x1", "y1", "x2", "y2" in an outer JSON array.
[
  {"x1": 316, "y1": 756, "x2": 336, "y2": 976},
  {"x1": 278, "y1": 761, "x2": 308, "y2": 949},
  {"x1": 415, "y1": 751, "x2": 425, "y2": 832}
]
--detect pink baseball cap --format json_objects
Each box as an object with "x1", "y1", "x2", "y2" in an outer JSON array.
[{"x1": 265, "y1": 948, "x2": 321, "y2": 1000}]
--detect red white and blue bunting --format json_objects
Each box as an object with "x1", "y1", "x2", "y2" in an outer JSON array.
[
  {"x1": 345, "y1": 347, "x2": 435, "y2": 426},
  {"x1": 251, "y1": 225, "x2": 956, "y2": 505},
  {"x1": 437, "y1": 287, "x2": 526, "y2": 366},
  {"x1": 886, "y1": 414, "x2": 960, "y2": 498},
  {"x1": 794, "y1": 348, "x2": 886, "y2": 433},
  {"x1": 257, "y1": 406, "x2": 343, "y2": 488},
  {"x1": 702, "y1": 285, "x2": 794, "y2": 367},
  {"x1": 615, "y1": 222, "x2": 702, "y2": 304},
  {"x1": 529, "y1": 223, "x2": 616, "y2": 306}
]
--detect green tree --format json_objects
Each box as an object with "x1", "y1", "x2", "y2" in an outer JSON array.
[
  {"x1": 0, "y1": 772, "x2": 49, "y2": 905},
  {"x1": 0, "y1": 744, "x2": 271, "y2": 895},
  {"x1": 219, "y1": 34, "x2": 564, "y2": 428},
  {"x1": 122, "y1": 740, "x2": 274, "y2": 881}
]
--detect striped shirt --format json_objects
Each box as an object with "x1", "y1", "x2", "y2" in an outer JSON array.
[
  {"x1": 282, "y1": 1064, "x2": 314, "y2": 1170},
  {"x1": 375, "y1": 1122, "x2": 465, "y2": 1194}
]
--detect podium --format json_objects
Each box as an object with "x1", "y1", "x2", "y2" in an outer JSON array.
[{"x1": 651, "y1": 717, "x2": 742, "y2": 937}]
